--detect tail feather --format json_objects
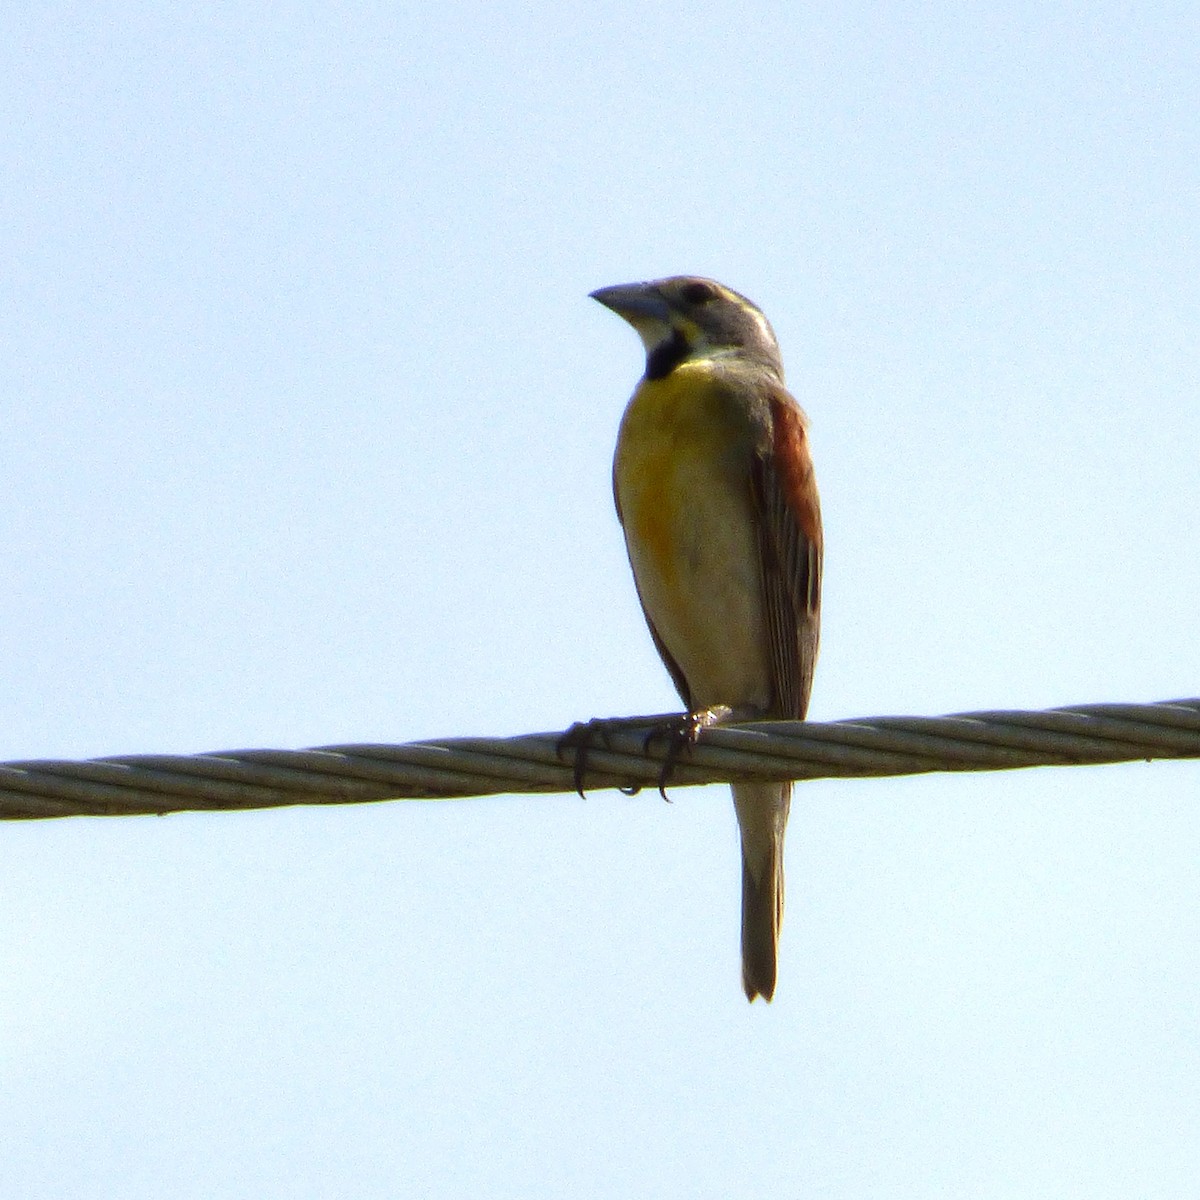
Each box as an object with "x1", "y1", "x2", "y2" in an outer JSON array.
[{"x1": 733, "y1": 782, "x2": 790, "y2": 1002}]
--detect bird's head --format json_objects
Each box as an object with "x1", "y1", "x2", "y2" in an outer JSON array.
[{"x1": 590, "y1": 276, "x2": 783, "y2": 382}]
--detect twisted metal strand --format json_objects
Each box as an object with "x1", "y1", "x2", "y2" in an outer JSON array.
[{"x1": 2, "y1": 698, "x2": 1197, "y2": 820}]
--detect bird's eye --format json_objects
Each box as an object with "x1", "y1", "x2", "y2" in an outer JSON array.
[{"x1": 681, "y1": 281, "x2": 719, "y2": 305}]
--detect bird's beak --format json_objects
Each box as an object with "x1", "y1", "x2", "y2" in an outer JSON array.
[{"x1": 589, "y1": 282, "x2": 671, "y2": 324}]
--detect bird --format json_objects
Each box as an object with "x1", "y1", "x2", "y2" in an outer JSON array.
[{"x1": 591, "y1": 275, "x2": 822, "y2": 1002}]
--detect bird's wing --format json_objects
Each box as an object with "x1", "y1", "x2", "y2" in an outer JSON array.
[{"x1": 751, "y1": 385, "x2": 823, "y2": 720}]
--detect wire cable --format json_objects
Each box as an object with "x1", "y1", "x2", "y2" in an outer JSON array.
[{"x1": 2, "y1": 697, "x2": 1197, "y2": 819}]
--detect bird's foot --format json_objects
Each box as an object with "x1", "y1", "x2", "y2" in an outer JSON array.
[
  {"x1": 558, "y1": 715, "x2": 652, "y2": 798},
  {"x1": 558, "y1": 708, "x2": 730, "y2": 798},
  {"x1": 644, "y1": 705, "x2": 732, "y2": 799}
]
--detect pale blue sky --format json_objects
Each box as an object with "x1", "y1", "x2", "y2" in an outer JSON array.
[{"x1": 2, "y1": 2, "x2": 1199, "y2": 1196}]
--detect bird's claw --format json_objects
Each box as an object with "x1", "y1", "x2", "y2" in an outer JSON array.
[
  {"x1": 557, "y1": 708, "x2": 728, "y2": 798},
  {"x1": 643, "y1": 706, "x2": 729, "y2": 799},
  {"x1": 557, "y1": 718, "x2": 615, "y2": 798}
]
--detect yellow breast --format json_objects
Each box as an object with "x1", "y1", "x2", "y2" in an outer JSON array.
[
  {"x1": 615, "y1": 364, "x2": 747, "y2": 578},
  {"x1": 612, "y1": 361, "x2": 772, "y2": 709}
]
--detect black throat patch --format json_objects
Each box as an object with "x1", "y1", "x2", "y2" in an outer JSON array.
[{"x1": 645, "y1": 328, "x2": 690, "y2": 381}]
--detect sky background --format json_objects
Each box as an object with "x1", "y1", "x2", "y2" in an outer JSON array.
[{"x1": 2, "y1": 1, "x2": 1199, "y2": 1195}]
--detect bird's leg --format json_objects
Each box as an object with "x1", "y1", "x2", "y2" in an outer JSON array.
[
  {"x1": 559, "y1": 705, "x2": 739, "y2": 798},
  {"x1": 644, "y1": 704, "x2": 733, "y2": 799}
]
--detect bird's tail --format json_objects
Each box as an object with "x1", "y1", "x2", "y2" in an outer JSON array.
[{"x1": 732, "y1": 781, "x2": 792, "y2": 1002}]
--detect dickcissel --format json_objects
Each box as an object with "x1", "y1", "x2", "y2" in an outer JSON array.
[{"x1": 592, "y1": 275, "x2": 822, "y2": 1002}]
